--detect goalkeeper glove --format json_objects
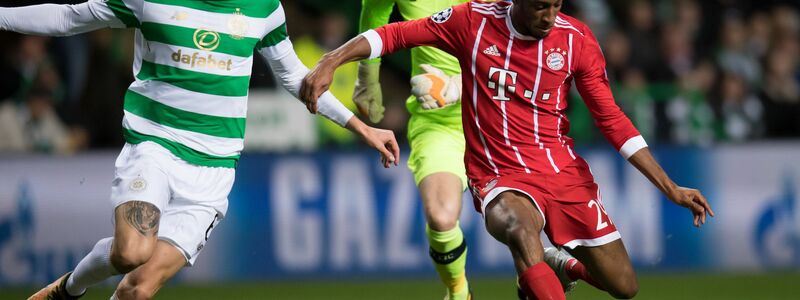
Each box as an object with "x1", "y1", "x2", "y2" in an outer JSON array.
[
  {"x1": 353, "y1": 62, "x2": 385, "y2": 123},
  {"x1": 410, "y1": 64, "x2": 462, "y2": 110}
]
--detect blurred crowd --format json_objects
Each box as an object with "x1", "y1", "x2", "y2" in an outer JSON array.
[
  {"x1": 0, "y1": 0, "x2": 797, "y2": 155},
  {"x1": 566, "y1": 0, "x2": 800, "y2": 146}
]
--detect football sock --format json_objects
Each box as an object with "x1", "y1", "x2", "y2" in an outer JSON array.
[
  {"x1": 565, "y1": 259, "x2": 605, "y2": 291},
  {"x1": 66, "y1": 237, "x2": 120, "y2": 296},
  {"x1": 427, "y1": 223, "x2": 469, "y2": 299},
  {"x1": 518, "y1": 262, "x2": 566, "y2": 300}
]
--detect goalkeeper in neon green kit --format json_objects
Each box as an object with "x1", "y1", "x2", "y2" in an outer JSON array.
[{"x1": 355, "y1": 1, "x2": 472, "y2": 299}]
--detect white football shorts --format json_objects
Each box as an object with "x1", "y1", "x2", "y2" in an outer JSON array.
[{"x1": 110, "y1": 141, "x2": 234, "y2": 265}]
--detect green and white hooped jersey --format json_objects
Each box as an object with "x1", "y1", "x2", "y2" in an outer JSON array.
[{"x1": 102, "y1": 0, "x2": 287, "y2": 168}]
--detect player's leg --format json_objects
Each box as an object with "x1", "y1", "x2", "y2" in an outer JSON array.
[
  {"x1": 29, "y1": 144, "x2": 168, "y2": 300},
  {"x1": 28, "y1": 201, "x2": 161, "y2": 300},
  {"x1": 113, "y1": 147, "x2": 231, "y2": 299},
  {"x1": 544, "y1": 158, "x2": 637, "y2": 299},
  {"x1": 408, "y1": 118, "x2": 471, "y2": 300},
  {"x1": 420, "y1": 172, "x2": 469, "y2": 299},
  {"x1": 63, "y1": 197, "x2": 162, "y2": 296},
  {"x1": 112, "y1": 240, "x2": 186, "y2": 300},
  {"x1": 483, "y1": 190, "x2": 565, "y2": 300},
  {"x1": 566, "y1": 241, "x2": 638, "y2": 299}
]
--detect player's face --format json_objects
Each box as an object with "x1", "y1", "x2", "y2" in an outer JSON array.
[{"x1": 512, "y1": 0, "x2": 562, "y2": 38}]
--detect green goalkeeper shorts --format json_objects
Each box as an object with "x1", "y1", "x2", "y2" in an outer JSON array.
[{"x1": 406, "y1": 104, "x2": 467, "y2": 190}]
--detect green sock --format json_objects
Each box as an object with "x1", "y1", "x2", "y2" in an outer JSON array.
[{"x1": 427, "y1": 223, "x2": 469, "y2": 298}]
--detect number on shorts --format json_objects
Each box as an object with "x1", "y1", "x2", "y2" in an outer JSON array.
[{"x1": 588, "y1": 199, "x2": 608, "y2": 231}]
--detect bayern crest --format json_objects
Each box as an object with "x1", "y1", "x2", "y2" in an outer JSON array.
[{"x1": 545, "y1": 48, "x2": 567, "y2": 71}]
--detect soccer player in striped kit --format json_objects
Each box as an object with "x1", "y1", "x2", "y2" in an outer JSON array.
[
  {"x1": 1, "y1": 0, "x2": 400, "y2": 299},
  {"x1": 302, "y1": 1, "x2": 715, "y2": 299}
]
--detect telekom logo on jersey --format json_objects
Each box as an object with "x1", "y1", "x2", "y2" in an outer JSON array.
[{"x1": 487, "y1": 67, "x2": 518, "y2": 101}]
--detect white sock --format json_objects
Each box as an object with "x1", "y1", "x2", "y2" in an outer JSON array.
[{"x1": 65, "y1": 237, "x2": 119, "y2": 296}]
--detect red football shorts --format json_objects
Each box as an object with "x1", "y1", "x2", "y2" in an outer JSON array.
[{"x1": 470, "y1": 157, "x2": 620, "y2": 249}]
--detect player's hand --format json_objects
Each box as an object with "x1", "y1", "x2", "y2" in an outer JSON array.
[
  {"x1": 667, "y1": 187, "x2": 715, "y2": 227},
  {"x1": 410, "y1": 64, "x2": 462, "y2": 110},
  {"x1": 301, "y1": 61, "x2": 337, "y2": 114},
  {"x1": 364, "y1": 126, "x2": 400, "y2": 168},
  {"x1": 353, "y1": 62, "x2": 385, "y2": 123},
  {"x1": 346, "y1": 117, "x2": 400, "y2": 168}
]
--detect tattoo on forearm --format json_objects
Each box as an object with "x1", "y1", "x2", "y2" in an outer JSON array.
[{"x1": 122, "y1": 201, "x2": 160, "y2": 236}]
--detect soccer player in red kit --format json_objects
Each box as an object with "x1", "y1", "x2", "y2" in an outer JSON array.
[{"x1": 301, "y1": 1, "x2": 715, "y2": 299}]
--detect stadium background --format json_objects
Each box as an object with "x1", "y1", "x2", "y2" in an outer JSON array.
[{"x1": 0, "y1": 0, "x2": 799, "y2": 299}]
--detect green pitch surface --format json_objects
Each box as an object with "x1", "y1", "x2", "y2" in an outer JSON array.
[{"x1": 5, "y1": 273, "x2": 799, "y2": 299}]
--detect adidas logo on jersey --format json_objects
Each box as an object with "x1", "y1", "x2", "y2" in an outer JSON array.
[{"x1": 483, "y1": 45, "x2": 501, "y2": 57}]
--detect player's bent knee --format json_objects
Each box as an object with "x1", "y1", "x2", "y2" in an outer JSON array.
[
  {"x1": 110, "y1": 247, "x2": 152, "y2": 273},
  {"x1": 426, "y1": 210, "x2": 458, "y2": 231},
  {"x1": 607, "y1": 274, "x2": 639, "y2": 299},
  {"x1": 609, "y1": 282, "x2": 638, "y2": 299}
]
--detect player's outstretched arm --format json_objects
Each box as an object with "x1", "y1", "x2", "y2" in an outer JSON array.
[
  {"x1": 0, "y1": 1, "x2": 125, "y2": 36},
  {"x1": 301, "y1": 35, "x2": 373, "y2": 111},
  {"x1": 258, "y1": 36, "x2": 398, "y2": 168},
  {"x1": 626, "y1": 148, "x2": 715, "y2": 227}
]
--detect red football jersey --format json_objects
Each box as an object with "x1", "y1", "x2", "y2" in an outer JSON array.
[{"x1": 368, "y1": 1, "x2": 645, "y2": 185}]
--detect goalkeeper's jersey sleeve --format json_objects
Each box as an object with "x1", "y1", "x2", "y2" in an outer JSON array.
[
  {"x1": 360, "y1": 0, "x2": 465, "y2": 76},
  {"x1": 396, "y1": 0, "x2": 466, "y2": 77},
  {"x1": 359, "y1": 0, "x2": 396, "y2": 65}
]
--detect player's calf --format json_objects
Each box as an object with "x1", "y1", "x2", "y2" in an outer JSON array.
[{"x1": 568, "y1": 241, "x2": 639, "y2": 299}]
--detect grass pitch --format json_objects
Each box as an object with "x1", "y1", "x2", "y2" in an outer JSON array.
[{"x1": 4, "y1": 272, "x2": 798, "y2": 299}]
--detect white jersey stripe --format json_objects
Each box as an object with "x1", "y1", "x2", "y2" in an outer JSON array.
[
  {"x1": 512, "y1": 146, "x2": 531, "y2": 173},
  {"x1": 531, "y1": 39, "x2": 544, "y2": 147},
  {"x1": 128, "y1": 80, "x2": 248, "y2": 118},
  {"x1": 565, "y1": 33, "x2": 576, "y2": 159},
  {"x1": 471, "y1": 2, "x2": 510, "y2": 11},
  {"x1": 554, "y1": 23, "x2": 583, "y2": 35},
  {"x1": 471, "y1": 8, "x2": 506, "y2": 18},
  {"x1": 144, "y1": 41, "x2": 253, "y2": 76},
  {"x1": 471, "y1": 18, "x2": 499, "y2": 175},
  {"x1": 546, "y1": 148, "x2": 560, "y2": 173},
  {"x1": 555, "y1": 16, "x2": 573, "y2": 25},
  {"x1": 567, "y1": 33, "x2": 574, "y2": 72},
  {"x1": 122, "y1": 112, "x2": 243, "y2": 157},
  {"x1": 554, "y1": 34, "x2": 574, "y2": 150},
  {"x1": 141, "y1": 2, "x2": 282, "y2": 40},
  {"x1": 500, "y1": 32, "x2": 530, "y2": 173},
  {"x1": 470, "y1": 5, "x2": 509, "y2": 13}
]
